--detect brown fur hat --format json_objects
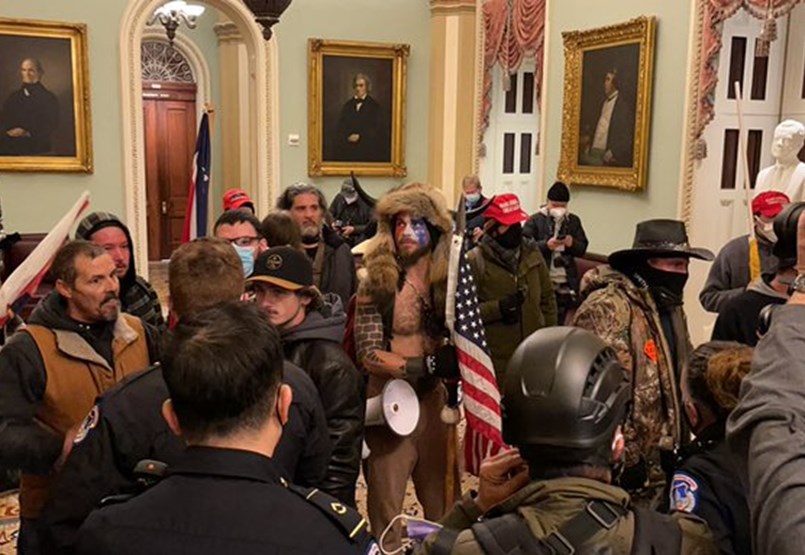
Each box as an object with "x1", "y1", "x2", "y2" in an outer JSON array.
[{"x1": 359, "y1": 182, "x2": 453, "y2": 308}]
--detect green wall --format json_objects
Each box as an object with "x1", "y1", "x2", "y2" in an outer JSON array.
[
  {"x1": 0, "y1": 0, "x2": 430, "y2": 233},
  {"x1": 274, "y1": 0, "x2": 431, "y2": 207},
  {"x1": 0, "y1": 0, "x2": 223, "y2": 235},
  {"x1": 543, "y1": 0, "x2": 692, "y2": 254},
  {"x1": 0, "y1": 1, "x2": 130, "y2": 233}
]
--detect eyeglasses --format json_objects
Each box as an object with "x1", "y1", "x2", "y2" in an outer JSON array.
[{"x1": 224, "y1": 236, "x2": 259, "y2": 247}]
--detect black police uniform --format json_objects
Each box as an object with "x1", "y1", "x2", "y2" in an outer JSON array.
[
  {"x1": 75, "y1": 446, "x2": 377, "y2": 555},
  {"x1": 669, "y1": 423, "x2": 750, "y2": 555},
  {"x1": 40, "y1": 362, "x2": 331, "y2": 553}
]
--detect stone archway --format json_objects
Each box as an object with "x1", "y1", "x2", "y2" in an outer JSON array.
[{"x1": 120, "y1": 0, "x2": 280, "y2": 276}]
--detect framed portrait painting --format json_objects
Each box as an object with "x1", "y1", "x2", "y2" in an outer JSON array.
[
  {"x1": 0, "y1": 18, "x2": 92, "y2": 172},
  {"x1": 557, "y1": 16, "x2": 655, "y2": 191},
  {"x1": 308, "y1": 39, "x2": 408, "y2": 177}
]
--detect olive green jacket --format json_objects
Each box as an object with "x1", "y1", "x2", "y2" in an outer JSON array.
[
  {"x1": 468, "y1": 239, "x2": 557, "y2": 388},
  {"x1": 417, "y1": 477, "x2": 717, "y2": 554}
]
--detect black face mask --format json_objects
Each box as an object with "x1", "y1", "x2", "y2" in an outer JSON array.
[
  {"x1": 493, "y1": 223, "x2": 522, "y2": 250},
  {"x1": 634, "y1": 264, "x2": 688, "y2": 309}
]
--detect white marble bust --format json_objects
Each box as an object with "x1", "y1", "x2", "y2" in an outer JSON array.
[{"x1": 755, "y1": 119, "x2": 805, "y2": 202}]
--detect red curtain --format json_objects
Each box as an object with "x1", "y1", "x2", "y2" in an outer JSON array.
[
  {"x1": 480, "y1": 0, "x2": 545, "y2": 155},
  {"x1": 696, "y1": 0, "x2": 803, "y2": 143}
]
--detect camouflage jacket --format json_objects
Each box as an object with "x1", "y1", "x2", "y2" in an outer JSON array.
[
  {"x1": 416, "y1": 477, "x2": 716, "y2": 554},
  {"x1": 572, "y1": 265, "x2": 688, "y2": 498}
]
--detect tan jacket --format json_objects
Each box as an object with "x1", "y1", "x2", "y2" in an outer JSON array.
[{"x1": 20, "y1": 314, "x2": 150, "y2": 518}]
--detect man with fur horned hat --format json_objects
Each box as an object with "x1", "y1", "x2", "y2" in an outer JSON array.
[{"x1": 354, "y1": 182, "x2": 460, "y2": 548}]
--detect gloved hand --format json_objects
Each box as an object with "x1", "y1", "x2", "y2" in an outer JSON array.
[
  {"x1": 499, "y1": 290, "x2": 525, "y2": 325},
  {"x1": 426, "y1": 345, "x2": 460, "y2": 379},
  {"x1": 405, "y1": 345, "x2": 460, "y2": 380}
]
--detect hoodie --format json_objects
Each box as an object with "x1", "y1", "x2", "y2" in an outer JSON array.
[
  {"x1": 280, "y1": 295, "x2": 365, "y2": 507},
  {"x1": 75, "y1": 212, "x2": 165, "y2": 331}
]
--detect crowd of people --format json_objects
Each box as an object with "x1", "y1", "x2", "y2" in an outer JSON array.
[{"x1": 1, "y1": 174, "x2": 804, "y2": 554}]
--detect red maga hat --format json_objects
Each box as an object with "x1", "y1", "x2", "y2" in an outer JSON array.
[
  {"x1": 223, "y1": 188, "x2": 255, "y2": 212},
  {"x1": 483, "y1": 194, "x2": 529, "y2": 226},
  {"x1": 752, "y1": 191, "x2": 790, "y2": 219}
]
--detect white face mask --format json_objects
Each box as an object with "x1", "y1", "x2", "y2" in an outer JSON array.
[
  {"x1": 344, "y1": 193, "x2": 358, "y2": 205},
  {"x1": 549, "y1": 207, "x2": 567, "y2": 219},
  {"x1": 755, "y1": 217, "x2": 777, "y2": 242},
  {"x1": 465, "y1": 192, "x2": 481, "y2": 204}
]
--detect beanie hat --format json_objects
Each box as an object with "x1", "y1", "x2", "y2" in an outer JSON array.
[
  {"x1": 75, "y1": 211, "x2": 127, "y2": 241},
  {"x1": 547, "y1": 182, "x2": 570, "y2": 203}
]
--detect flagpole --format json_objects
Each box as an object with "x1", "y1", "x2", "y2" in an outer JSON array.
[
  {"x1": 442, "y1": 194, "x2": 466, "y2": 511},
  {"x1": 733, "y1": 82, "x2": 761, "y2": 281}
]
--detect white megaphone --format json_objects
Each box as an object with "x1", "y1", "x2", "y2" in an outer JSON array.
[{"x1": 362, "y1": 379, "x2": 420, "y2": 459}]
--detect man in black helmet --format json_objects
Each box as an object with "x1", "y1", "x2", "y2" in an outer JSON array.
[{"x1": 417, "y1": 327, "x2": 716, "y2": 554}]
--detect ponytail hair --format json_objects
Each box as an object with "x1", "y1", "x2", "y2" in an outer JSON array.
[
  {"x1": 687, "y1": 341, "x2": 752, "y2": 420},
  {"x1": 705, "y1": 348, "x2": 752, "y2": 413}
]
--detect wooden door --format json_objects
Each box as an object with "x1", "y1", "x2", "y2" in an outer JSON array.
[{"x1": 143, "y1": 82, "x2": 197, "y2": 260}]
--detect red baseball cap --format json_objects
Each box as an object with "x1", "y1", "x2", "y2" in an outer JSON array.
[
  {"x1": 483, "y1": 194, "x2": 529, "y2": 226},
  {"x1": 223, "y1": 188, "x2": 255, "y2": 212},
  {"x1": 752, "y1": 191, "x2": 790, "y2": 219}
]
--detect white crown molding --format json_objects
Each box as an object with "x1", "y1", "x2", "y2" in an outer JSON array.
[{"x1": 120, "y1": 0, "x2": 278, "y2": 274}]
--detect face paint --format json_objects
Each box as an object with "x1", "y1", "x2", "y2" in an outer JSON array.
[{"x1": 394, "y1": 214, "x2": 431, "y2": 251}]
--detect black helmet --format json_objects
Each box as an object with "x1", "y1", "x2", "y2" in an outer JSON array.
[
  {"x1": 502, "y1": 326, "x2": 630, "y2": 452},
  {"x1": 773, "y1": 201, "x2": 805, "y2": 268}
]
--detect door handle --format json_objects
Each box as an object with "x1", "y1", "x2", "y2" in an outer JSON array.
[{"x1": 161, "y1": 201, "x2": 168, "y2": 215}]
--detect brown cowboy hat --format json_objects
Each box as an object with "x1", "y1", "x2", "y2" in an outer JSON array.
[{"x1": 608, "y1": 219, "x2": 714, "y2": 270}]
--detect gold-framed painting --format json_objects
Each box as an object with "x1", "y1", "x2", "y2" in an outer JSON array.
[
  {"x1": 557, "y1": 16, "x2": 655, "y2": 191},
  {"x1": 308, "y1": 38, "x2": 408, "y2": 177},
  {"x1": 0, "y1": 18, "x2": 92, "y2": 173}
]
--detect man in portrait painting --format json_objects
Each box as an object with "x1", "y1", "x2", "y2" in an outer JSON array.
[
  {"x1": 0, "y1": 57, "x2": 59, "y2": 156},
  {"x1": 579, "y1": 67, "x2": 634, "y2": 168},
  {"x1": 334, "y1": 73, "x2": 385, "y2": 162}
]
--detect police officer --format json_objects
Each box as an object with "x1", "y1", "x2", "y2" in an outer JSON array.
[
  {"x1": 418, "y1": 327, "x2": 717, "y2": 554},
  {"x1": 75, "y1": 302, "x2": 375, "y2": 554},
  {"x1": 671, "y1": 341, "x2": 751, "y2": 555},
  {"x1": 40, "y1": 238, "x2": 331, "y2": 553}
]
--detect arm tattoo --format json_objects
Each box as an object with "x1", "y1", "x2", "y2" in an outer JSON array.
[{"x1": 355, "y1": 303, "x2": 387, "y2": 367}]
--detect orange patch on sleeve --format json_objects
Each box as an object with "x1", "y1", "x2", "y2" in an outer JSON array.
[{"x1": 644, "y1": 339, "x2": 658, "y2": 364}]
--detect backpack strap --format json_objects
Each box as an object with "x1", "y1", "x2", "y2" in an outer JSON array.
[
  {"x1": 630, "y1": 506, "x2": 683, "y2": 555},
  {"x1": 541, "y1": 499, "x2": 627, "y2": 555},
  {"x1": 471, "y1": 513, "x2": 547, "y2": 555}
]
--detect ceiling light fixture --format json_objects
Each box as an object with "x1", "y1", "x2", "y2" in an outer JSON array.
[
  {"x1": 147, "y1": 1, "x2": 206, "y2": 46},
  {"x1": 242, "y1": 0, "x2": 293, "y2": 40}
]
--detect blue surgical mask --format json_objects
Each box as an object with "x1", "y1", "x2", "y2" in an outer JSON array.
[
  {"x1": 465, "y1": 193, "x2": 481, "y2": 205},
  {"x1": 234, "y1": 244, "x2": 255, "y2": 277}
]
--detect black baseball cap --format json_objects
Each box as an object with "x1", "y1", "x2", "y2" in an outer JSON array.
[{"x1": 246, "y1": 246, "x2": 313, "y2": 291}]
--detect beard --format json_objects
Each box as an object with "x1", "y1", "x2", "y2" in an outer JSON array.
[
  {"x1": 300, "y1": 223, "x2": 321, "y2": 245},
  {"x1": 397, "y1": 242, "x2": 431, "y2": 267}
]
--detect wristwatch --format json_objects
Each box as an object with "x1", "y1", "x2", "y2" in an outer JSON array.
[{"x1": 790, "y1": 273, "x2": 805, "y2": 294}]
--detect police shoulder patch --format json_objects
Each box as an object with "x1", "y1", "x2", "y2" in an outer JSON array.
[
  {"x1": 73, "y1": 405, "x2": 100, "y2": 444},
  {"x1": 670, "y1": 471, "x2": 699, "y2": 513}
]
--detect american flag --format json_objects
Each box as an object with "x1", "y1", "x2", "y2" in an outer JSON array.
[
  {"x1": 181, "y1": 112, "x2": 211, "y2": 242},
  {"x1": 446, "y1": 228, "x2": 506, "y2": 475}
]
